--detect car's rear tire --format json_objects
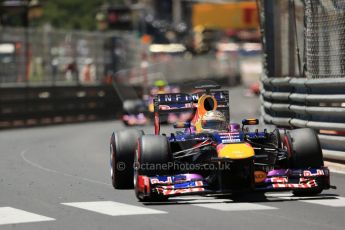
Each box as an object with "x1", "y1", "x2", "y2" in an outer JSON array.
[
  {"x1": 134, "y1": 135, "x2": 172, "y2": 202},
  {"x1": 110, "y1": 129, "x2": 144, "y2": 189},
  {"x1": 287, "y1": 128, "x2": 324, "y2": 196}
]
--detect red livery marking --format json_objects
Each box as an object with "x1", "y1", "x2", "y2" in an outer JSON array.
[
  {"x1": 161, "y1": 185, "x2": 174, "y2": 190},
  {"x1": 156, "y1": 187, "x2": 164, "y2": 194},
  {"x1": 270, "y1": 177, "x2": 288, "y2": 183},
  {"x1": 150, "y1": 179, "x2": 159, "y2": 184},
  {"x1": 195, "y1": 181, "x2": 203, "y2": 186},
  {"x1": 216, "y1": 143, "x2": 225, "y2": 152},
  {"x1": 137, "y1": 175, "x2": 150, "y2": 193},
  {"x1": 272, "y1": 180, "x2": 317, "y2": 189},
  {"x1": 299, "y1": 178, "x2": 308, "y2": 183},
  {"x1": 303, "y1": 169, "x2": 325, "y2": 177},
  {"x1": 159, "y1": 105, "x2": 171, "y2": 110},
  {"x1": 307, "y1": 179, "x2": 317, "y2": 187},
  {"x1": 150, "y1": 177, "x2": 173, "y2": 185},
  {"x1": 162, "y1": 187, "x2": 205, "y2": 196},
  {"x1": 283, "y1": 135, "x2": 292, "y2": 158},
  {"x1": 194, "y1": 140, "x2": 212, "y2": 148}
]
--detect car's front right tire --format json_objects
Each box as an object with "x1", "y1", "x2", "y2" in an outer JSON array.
[
  {"x1": 110, "y1": 129, "x2": 143, "y2": 189},
  {"x1": 286, "y1": 128, "x2": 324, "y2": 196}
]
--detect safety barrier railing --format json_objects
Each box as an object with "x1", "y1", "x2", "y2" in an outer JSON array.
[
  {"x1": 0, "y1": 84, "x2": 121, "y2": 129},
  {"x1": 261, "y1": 76, "x2": 345, "y2": 160}
]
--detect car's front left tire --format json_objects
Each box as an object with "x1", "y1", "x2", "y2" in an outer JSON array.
[{"x1": 134, "y1": 135, "x2": 172, "y2": 202}]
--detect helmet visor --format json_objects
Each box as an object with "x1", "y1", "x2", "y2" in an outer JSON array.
[{"x1": 201, "y1": 120, "x2": 227, "y2": 131}]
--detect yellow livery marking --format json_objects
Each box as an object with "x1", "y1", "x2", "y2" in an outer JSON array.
[
  {"x1": 218, "y1": 143, "x2": 254, "y2": 159},
  {"x1": 148, "y1": 103, "x2": 154, "y2": 113}
]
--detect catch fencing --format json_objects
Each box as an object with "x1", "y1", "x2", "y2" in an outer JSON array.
[
  {"x1": 0, "y1": 27, "x2": 140, "y2": 85},
  {"x1": 304, "y1": 0, "x2": 345, "y2": 79}
]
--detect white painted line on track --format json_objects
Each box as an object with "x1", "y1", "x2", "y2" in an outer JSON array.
[
  {"x1": 301, "y1": 196, "x2": 345, "y2": 207},
  {"x1": 0, "y1": 207, "x2": 55, "y2": 226},
  {"x1": 266, "y1": 192, "x2": 335, "y2": 200},
  {"x1": 173, "y1": 196, "x2": 278, "y2": 211},
  {"x1": 266, "y1": 192, "x2": 314, "y2": 200},
  {"x1": 20, "y1": 149, "x2": 111, "y2": 187},
  {"x1": 266, "y1": 193, "x2": 345, "y2": 207},
  {"x1": 62, "y1": 201, "x2": 167, "y2": 216},
  {"x1": 193, "y1": 202, "x2": 278, "y2": 211},
  {"x1": 267, "y1": 192, "x2": 336, "y2": 199}
]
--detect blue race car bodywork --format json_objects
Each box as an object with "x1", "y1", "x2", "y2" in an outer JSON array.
[{"x1": 110, "y1": 82, "x2": 332, "y2": 201}]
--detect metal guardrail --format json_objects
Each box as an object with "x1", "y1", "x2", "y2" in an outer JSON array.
[
  {"x1": 261, "y1": 76, "x2": 345, "y2": 156},
  {"x1": 0, "y1": 84, "x2": 121, "y2": 128}
]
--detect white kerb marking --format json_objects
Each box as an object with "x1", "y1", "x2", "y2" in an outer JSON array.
[
  {"x1": 0, "y1": 207, "x2": 55, "y2": 225},
  {"x1": 62, "y1": 201, "x2": 166, "y2": 216}
]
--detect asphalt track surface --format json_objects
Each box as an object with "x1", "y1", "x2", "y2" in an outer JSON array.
[{"x1": 1, "y1": 87, "x2": 345, "y2": 230}]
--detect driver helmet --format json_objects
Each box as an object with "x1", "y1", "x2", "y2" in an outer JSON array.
[
  {"x1": 154, "y1": 80, "x2": 167, "y2": 92},
  {"x1": 201, "y1": 110, "x2": 228, "y2": 132}
]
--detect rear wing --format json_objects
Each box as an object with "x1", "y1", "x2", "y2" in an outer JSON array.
[
  {"x1": 153, "y1": 90, "x2": 230, "y2": 134},
  {"x1": 153, "y1": 91, "x2": 229, "y2": 111},
  {"x1": 153, "y1": 93, "x2": 194, "y2": 113}
]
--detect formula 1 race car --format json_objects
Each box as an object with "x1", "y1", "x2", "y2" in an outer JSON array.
[
  {"x1": 121, "y1": 99, "x2": 148, "y2": 126},
  {"x1": 110, "y1": 82, "x2": 332, "y2": 201},
  {"x1": 121, "y1": 81, "x2": 190, "y2": 126}
]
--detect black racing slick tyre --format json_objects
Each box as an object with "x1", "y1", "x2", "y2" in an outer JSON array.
[
  {"x1": 287, "y1": 128, "x2": 324, "y2": 196},
  {"x1": 110, "y1": 129, "x2": 144, "y2": 189},
  {"x1": 288, "y1": 128, "x2": 323, "y2": 169},
  {"x1": 137, "y1": 135, "x2": 173, "y2": 177},
  {"x1": 134, "y1": 135, "x2": 172, "y2": 202}
]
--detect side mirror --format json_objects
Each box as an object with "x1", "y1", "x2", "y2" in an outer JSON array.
[
  {"x1": 242, "y1": 118, "x2": 259, "y2": 126},
  {"x1": 173, "y1": 122, "x2": 191, "y2": 129}
]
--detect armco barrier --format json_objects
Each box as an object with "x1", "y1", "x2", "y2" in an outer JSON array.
[
  {"x1": 0, "y1": 83, "x2": 121, "y2": 128},
  {"x1": 261, "y1": 76, "x2": 345, "y2": 159}
]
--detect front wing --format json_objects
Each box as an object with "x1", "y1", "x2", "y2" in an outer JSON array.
[{"x1": 137, "y1": 168, "x2": 331, "y2": 198}]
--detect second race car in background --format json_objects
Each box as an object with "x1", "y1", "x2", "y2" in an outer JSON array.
[{"x1": 122, "y1": 80, "x2": 191, "y2": 126}]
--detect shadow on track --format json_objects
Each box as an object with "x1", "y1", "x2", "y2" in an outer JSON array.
[{"x1": 141, "y1": 192, "x2": 340, "y2": 206}]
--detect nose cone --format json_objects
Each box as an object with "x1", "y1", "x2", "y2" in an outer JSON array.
[{"x1": 217, "y1": 143, "x2": 254, "y2": 160}]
